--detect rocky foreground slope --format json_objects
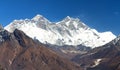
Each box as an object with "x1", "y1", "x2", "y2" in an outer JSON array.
[{"x1": 0, "y1": 28, "x2": 82, "y2": 70}]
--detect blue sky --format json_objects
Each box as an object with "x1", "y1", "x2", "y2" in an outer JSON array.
[{"x1": 0, "y1": 0, "x2": 120, "y2": 35}]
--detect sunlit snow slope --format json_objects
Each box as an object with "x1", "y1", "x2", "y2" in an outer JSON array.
[{"x1": 5, "y1": 14, "x2": 116, "y2": 48}]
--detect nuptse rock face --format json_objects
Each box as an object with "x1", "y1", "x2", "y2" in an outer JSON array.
[{"x1": 0, "y1": 27, "x2": 82, "y2": 70}]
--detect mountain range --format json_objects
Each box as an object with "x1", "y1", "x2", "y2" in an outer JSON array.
[
  {"x1": 0, "y1": 14, "x2": 119, "y2": 70},
  {"x1": 5, "y1": 14, "x2": 116, "y2": 48}
]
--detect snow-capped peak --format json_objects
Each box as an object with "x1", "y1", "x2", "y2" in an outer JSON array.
[
  {"x1": 32, "y1": 14, "x2": 43, "y2": 21},
  {"x1": 32, "y1": 14, "x2": 50, "y2": 23},
  {"x1": 62, "y1": 16, "x2": 79, "y2": 22},
  {"x1": 5, "y1": 14, "x2": 116, "y2": 48},
  {"x1": 63, "y1": 16, "x2": 71, "y2": 21},
  {"x1": 59, "y1": 16, "x2": 88, "y2": 30}
]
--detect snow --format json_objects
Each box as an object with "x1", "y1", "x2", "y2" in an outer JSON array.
[
  {"x1": 4, "y1": 14, "x2": 116, "y2": 48},
  {"x1": 9, "y1": 60, "x2": 12, "y2": 65},
  {"x1": 92, "y1": 59, "x2": 102, "y2": 67},
  {"x1": 61, "y1": 49, "x2": 67, "y2": 54},
  {"x1": 61, "y1": 49, "x2": 83, "y2": 54},
  {"x1": 111, "y1": 35, "x2": 120, "y2": 45},
  {"x1": 32, "y1": 14, "x2": 43, "y2": 21}
]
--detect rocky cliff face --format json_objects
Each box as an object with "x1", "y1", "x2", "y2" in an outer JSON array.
[{"x1": 0, "y1": 29, "x2": 82, "y2": 70}]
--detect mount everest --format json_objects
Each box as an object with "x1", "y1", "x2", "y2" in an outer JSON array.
[{"x1": 5, "y1": 14, "x2": 116, "y2": 48}]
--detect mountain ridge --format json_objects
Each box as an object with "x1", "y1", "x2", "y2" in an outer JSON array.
[{"x1": 5, "y1": 14, "x2": 116, "y2": 48}]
